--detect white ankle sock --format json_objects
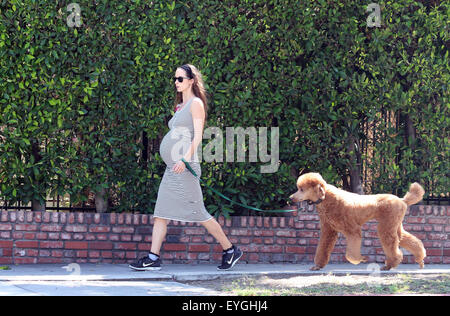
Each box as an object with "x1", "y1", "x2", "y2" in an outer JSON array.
[
  {"x1": 224, "y1": 246, "x2": 234, "y2": 254},
  {"x1": 148, "y1": 252, "x2": 159, "y2": 261}
]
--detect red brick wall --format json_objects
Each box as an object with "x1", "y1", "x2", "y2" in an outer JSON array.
[{"x1": 0, "y1": 204, "x2": 449, "y2": 265}]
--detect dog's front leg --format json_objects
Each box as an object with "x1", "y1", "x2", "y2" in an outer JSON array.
[
  {"x1": 311, "y1": 221, "x2": 338, "y2": 271},
  {"x1": 345, "y1": 231, "x2": 368, "y2": 265}
]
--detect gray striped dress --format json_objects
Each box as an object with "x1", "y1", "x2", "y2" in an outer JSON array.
[{"x1": 153, "y1": 97, "x2": 213, "y2": 222}]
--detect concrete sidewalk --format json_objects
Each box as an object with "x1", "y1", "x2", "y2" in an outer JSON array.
[{"x1": 0, "y1": 263, "x2": 449, "y2": 296}]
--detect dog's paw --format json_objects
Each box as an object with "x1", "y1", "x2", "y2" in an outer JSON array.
[
  {"x1": 310, "y1": 266, "x2": 322, "y2": 271},
  {"x1": 380, "y1": 265, "x2": 391, "y2": 271},
  {"x1": 361, "y1": 256, "x2": 369, "y2": 263}
]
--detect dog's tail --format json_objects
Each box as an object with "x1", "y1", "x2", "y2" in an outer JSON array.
[{"x1": 402, "y1": 183, "x2": 425, "y2": 206}]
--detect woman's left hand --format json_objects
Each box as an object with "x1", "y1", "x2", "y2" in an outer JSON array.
[{"x1": 172, "y1": 160, "x2": 186, "y2": 174}]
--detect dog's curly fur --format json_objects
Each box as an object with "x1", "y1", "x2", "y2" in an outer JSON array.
[{"x1": 289, "y1": 173, "x2": 426, "y2": 271}]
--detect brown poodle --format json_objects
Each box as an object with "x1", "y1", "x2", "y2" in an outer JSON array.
[{"x1": 289, "y1": 173, "x2": 426, "y2": 271}]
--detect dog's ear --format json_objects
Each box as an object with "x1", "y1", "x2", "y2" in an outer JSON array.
[{"x1": 316, "y1": 184, "x2": 326, "y2": 200}]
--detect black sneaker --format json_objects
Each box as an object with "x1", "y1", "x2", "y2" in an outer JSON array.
[
  {"x1": 217, "y1": 246, "x2": 243, "y2": 271},
  {"x1": 129, "y1": 254, "x2": 162, "y2": 271}
]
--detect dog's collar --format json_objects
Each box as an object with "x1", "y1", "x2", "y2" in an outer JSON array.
[{"x1": 307, "y1": 198, "x2": 324, "y2": 205}]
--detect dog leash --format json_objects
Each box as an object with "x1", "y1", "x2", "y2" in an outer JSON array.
[{"x1": 181, "y1": 159, "x2": 304, "y2": 214}]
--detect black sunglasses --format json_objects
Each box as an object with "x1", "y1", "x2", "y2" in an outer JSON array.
[{"x1": 173, "y1": 76, "x2": 191, "y2": 83}]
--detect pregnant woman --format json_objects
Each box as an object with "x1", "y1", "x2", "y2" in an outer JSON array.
[{"x1": 129, "y1": 64, "x2": 242, "y2": 271}]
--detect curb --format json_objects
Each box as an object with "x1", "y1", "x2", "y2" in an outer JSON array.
[{"x1": 0, "y1": 264, "x2": 449, "y2": 282}]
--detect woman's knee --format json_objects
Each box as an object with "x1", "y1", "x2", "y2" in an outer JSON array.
[
  {"x1": 154, "y1": 217, "x2": 169, "y2": 225},
  {"x1": 201, "y1": 217, "x2": 218, "y2": 228}
]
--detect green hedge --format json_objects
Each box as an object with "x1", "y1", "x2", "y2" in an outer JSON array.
[{"x1": 0, "y1": 0, "x2": 448, "y2": 215}]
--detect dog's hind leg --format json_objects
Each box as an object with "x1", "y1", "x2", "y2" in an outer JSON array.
[
  {"x1": 378, "y1": 222, "x2": 403, "y2": 270},
  {"x1": 345, "y1": 231, "x2": 368, "y2": 265},
  {"x1": 398, "y1": 224, "x2": 426, "y2": 268}
]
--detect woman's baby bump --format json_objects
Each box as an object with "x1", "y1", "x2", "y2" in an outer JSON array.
[{"x1": 159, "y1": 127, "x2": 193, "y2": 164}]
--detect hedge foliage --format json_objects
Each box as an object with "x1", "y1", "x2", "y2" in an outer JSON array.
[{"x1": 0, "y1": 0, "x2": 448, "y2": 214}]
